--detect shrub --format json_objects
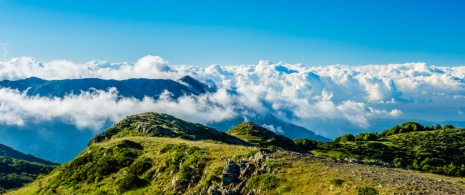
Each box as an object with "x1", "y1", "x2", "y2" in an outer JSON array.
[
  {"x1": 357, "y1": 186, "x2": 379, "y2": 195},
  {"x1": 294, "y1": 138, "x2": 318, "y2": 150},
  {"x1": 329, "y1": 178, "x2": 344, "y2": 186},
  {"x1": 115, "y1": 172, "x2": 146, "y2": 192},
  {"x1": 127, "y1": 157, "x2": 152, "y2": 175}
]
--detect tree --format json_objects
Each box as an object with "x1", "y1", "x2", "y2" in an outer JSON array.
[
  {"x1": 434, "y1": 124, "x2": 442, "y2": 130},
  {"x1": 334, "y1": 134, "x2": 355, "y2": 142},
  {"x1": 443, "y1": 124, "x2": 454, "y2": 129},
  {"x1": 294, "y1": 139, "x2": 318, "y2": 150},
  {"x1": 363, "y1": 133, "x2": 377, "y2": 141}
]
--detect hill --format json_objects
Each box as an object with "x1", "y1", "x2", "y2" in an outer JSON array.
[
  {"x1": 226, "y1": 122, "x2": 302, "y2": 152},
  {"x1": 0, "y1": 144, "x2": 58, "y2": 193},
  {"x1": 314, "y1": 122, "x2": 465, "y2": 177},
  {"x1": 88, "y1": 112, "x2": 250, "y2": 146},
  {"x1": 8, "y1": 116, "x2": 465, "y2": 194},
  {"x1": 209, "y1": 114, "x2": 331, "y2": 142},
  {"x1": 0, "y1": 144, "x2": 56, "y2": 166}
]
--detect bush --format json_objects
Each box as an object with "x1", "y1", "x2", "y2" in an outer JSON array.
[
  {"x1": 246, "y1": 174, "x2": 281, "y2": 190},
  {"x1": 127, "y1": 157, "x2": 152, "y2": 175},
  {"x1": 115, "y1": 172, "x2": 146, "y2": 192},
  {"x1": 334, "y1": 134, "x2": 355, "y2": 142},
  {"x1": 329, "y1": 178, "x2": 344, "y2": 186},
  {"x1": 357, "y1": 186, "x2": 379, "y2": 195},
  {"x1": 294, "y1": 138, "x2": 318, "y2": 150}
]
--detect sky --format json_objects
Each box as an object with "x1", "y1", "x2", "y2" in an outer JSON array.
[{"x1": 1, "y1": 0, "x2": 464, "y2": 66}]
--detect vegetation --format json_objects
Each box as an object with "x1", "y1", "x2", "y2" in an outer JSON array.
[
  {"x1": 330, "y1": 178, "x2": 345, "y2": 186},
  {"x1": 89, "y1": 112, "x2": 249, "y2": 146},
  {"x1": 0, "y1": 145, "x2": 58, "y2": 192},
  {"x1": 316, "y1": 122, "x2": 465, "y2": 176},
  {"x1": 246, "y1": 174, "x2": 281, "y2": 190},
  {"x1": 7, "y1": 114, "x2": 465, "y2": 194},
  {"x1": 357, "y1": 186, "x2": 379, "y2": 195},
  {"x1": 293, "y1": 138, "x2": 318, "y2": 150},
  {"x1": 226, "y1": 122, "x2": 302, "y2": 151}
]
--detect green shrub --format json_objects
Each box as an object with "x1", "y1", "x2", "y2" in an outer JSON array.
[
  {"x1": 294, "y1": 138, "x2": 319, "y2": 150},
  {"x1": 115, "y1": 172, "x2": 146, "y2": 192},
  {"x1": 127, "y1": 157, "x2": 153, "y2": 175},
  {"x1": 329, "y1": 178, "x2": 344, "y2": 186},
  {"x1": 357, "y1": 186, "x2": 379, "y2": 195},
  {"x1": 246, "y1": 174, "x2": 280, "y2": 190}
]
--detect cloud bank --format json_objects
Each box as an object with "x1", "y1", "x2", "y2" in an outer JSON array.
[{"x1": 1, "y1": 56, "x2": 465, "y2": 138}]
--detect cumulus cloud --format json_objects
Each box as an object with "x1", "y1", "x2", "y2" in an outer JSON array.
[{"x1": 1, "y1": 56, "x2": 465, "y2": 137}]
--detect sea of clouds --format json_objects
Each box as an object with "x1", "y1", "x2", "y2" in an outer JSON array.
[{"x1": 1, "y1": 55, "x2": 465, "y2": 138}]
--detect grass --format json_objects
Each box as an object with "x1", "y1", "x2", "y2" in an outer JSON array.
[
  {"x1": 8, "y1": 132, "x2": 465, "y2": 194},
  {"x1": 7, "y1": 137, "x2": 257, "y2": 195}
]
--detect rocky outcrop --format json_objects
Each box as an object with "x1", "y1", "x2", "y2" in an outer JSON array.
[{"x1": 203, "y1": 150, "x2": 273, "y2": 195}]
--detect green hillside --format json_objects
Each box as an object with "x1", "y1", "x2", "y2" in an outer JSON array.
[
  {"x1": 88, "y1": 112, "x2": 249, "y2": 146},
  {"x1": 226, "y1": 122, "x2": 302, "y2": 152},
  {"x1": 7, "y1": 116, "x2": 465, "y2": 194},
  {"x1": 315, "y1": 122, "x2": 465, "y2": 176},
  {"x1": 0, "y1": 144, "x2": 58, "y2": 193}
]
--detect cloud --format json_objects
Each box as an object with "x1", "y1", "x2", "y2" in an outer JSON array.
[
  {"x1": 0, "y1": 87, "x2": 237, "y2": 131},
  {"x1": 1, "y1": 56, "x2": 465, "y2": 137}
]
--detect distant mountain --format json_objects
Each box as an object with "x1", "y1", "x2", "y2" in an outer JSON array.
[
  {"x1": 0, "y1": 144, "x2": 58, "y2": 192},
  {"x1": 177, "y1": 75, "x2": 216, "y2": 94},
  {"x1": 0, "y1": 77, "x2": 203, "y2": 99},
  {"x1": 0, "y1": 144, "x2": 56, "y2": 166},
  {"x1": 0, "y1": 76, "x2": 329, "y2": 163}
]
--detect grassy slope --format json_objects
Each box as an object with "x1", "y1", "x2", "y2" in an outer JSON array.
[
  {"x1": 0, "y1": 145, "x2": 58, "y2": 192},
  {"x1": 9, "y1": 136, "x2": 465, "y2": 195},
  {"x1": 7, "y1": 137, "x2": 257, "y2": 195},
  {"x1": 226, "y1": 122, "x2": 302, "y2": 152},
  {"x1": 314, "y1": 128, "x2": 465, "y2": 176}
]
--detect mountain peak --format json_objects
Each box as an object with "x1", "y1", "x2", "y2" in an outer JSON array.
[
  {"x1": 226, "y1": 122, "x2": 277, "y2": 142},
  {"x1": 88, "y1": 112, "x2": 249, "y2": 146},
  {"x1": 178, "y1": 75, "x2": 215, "y2": 94},
  {"x1": 226, "y1": 122, "x2": 302, "y2": 151}
]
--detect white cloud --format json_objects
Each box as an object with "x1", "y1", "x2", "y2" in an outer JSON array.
[{"x1": 1, "y1": 56, "x2": 465, "y2": 137}]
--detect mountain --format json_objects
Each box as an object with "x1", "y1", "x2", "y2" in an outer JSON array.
[
  {"x1": 88, "y1": 112, "x2": 249, "y2": 146},
  {"x1": 225, "y1": 122, "x2": 302, "y2": 152},
  {"x1": 177, "y1": 75, "x2": 216, "y2": 94},
  {"x1": 0, "y1": 144, "x2": 56, "y2": 166},
  {"x1": 209, "y1": 114, "x2": 331, "y2": 142},
  {"x1": 8, "y1": 114, "x2": 465, "y2": 195},
  {"x1": 0, "y1": 76, "x2": 329, "y2": 164},
  {"x1": 0, "y1": 144, "x2": 58, "y2": 192},
  {"x1": 0, "y1": 77, "x2": 200, "y2": 99}
]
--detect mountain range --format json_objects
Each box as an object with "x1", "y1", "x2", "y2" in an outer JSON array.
[{"x1": 0, "y1": 76, "x2": 329, "y2": 163}]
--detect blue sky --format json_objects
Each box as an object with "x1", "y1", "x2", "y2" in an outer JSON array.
[{"x1": 1, "y1": 0, "x2": 464, "y2": 66}]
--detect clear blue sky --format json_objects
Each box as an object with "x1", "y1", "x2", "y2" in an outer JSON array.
[{"x1": 1, "y1": 0, "x2": 464, "y2": 66}]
